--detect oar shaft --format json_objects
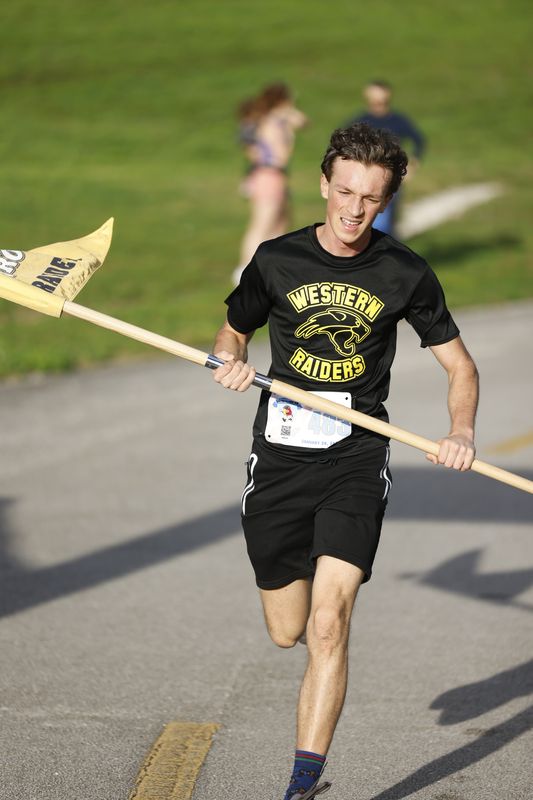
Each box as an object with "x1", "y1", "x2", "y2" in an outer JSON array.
[
  {"x1": 269, "y1": 378, "x2": 533, "y2": 494},
  {"x1": 270, "y1": 377, "x2": 439, "y2": 452},
  {"x1": 63, "y1": 301, "x2": 533, "y2": 495},
  {"x1": 64, "y1": 301, "x2": 209, "y2": 366}
]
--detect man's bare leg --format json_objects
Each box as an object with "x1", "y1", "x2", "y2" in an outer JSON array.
[
  {"x1": 260, "y1": 559, "x2": 363, "y2": 797},
  {"x1": 260, "y1": 558, "x2": 364, "y2": 752},
  {"x1": 297, "y1": 556, "x2": 365, "y2": 754},
  {"x1": 260, "y1": 577, "x2": 312, "y2": 649}
]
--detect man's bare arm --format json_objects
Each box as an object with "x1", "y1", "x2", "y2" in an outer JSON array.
[
  {"x1": 428, "y1": 336, "x2": 479, "y2": 471},
  {"x1": 211, "y1": 320, "x2": 257, "y2": 392}
]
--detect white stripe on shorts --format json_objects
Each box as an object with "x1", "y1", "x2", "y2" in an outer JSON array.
[
  {"x1": 380, "y1": 445, "x2": 392, "y2": 500},
  {"x1": 241, "y1": 453, "x2": 258, "y2": 515}
]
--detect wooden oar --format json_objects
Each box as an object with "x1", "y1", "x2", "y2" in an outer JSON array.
[
  {"x1": 65, "y1": 301, "x2": 533, "y2": 496},
  {"x1": 0, "y1": 274, "x2": 531, "y2": 494}
]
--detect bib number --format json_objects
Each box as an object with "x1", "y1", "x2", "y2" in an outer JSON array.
[{"x1": 265, "y1": 391, "x2": 352, "y2": 449}]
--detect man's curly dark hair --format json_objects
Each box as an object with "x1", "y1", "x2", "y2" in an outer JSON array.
[{"x1": 321, "y1": 123, "x2": 408, "y2": 195}]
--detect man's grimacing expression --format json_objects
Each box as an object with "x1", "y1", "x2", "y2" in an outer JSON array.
[{"x1": 319, "y1": 158, "x2": 392, "y2": 255}]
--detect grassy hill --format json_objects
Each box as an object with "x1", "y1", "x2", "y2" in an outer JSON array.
[{"x1": 0, "y1": 0, "x2": 531, "y2": 374}]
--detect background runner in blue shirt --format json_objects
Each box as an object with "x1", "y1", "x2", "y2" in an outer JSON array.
[{"x1": 344, "y1": 80, "x2": 426, "y2": 237}]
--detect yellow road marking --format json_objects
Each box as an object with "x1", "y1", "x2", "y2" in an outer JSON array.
[
  {"x1": 487, "y1": 430, "x2": 533, "y2": 455},
  {"x1": 129, "y1": 721, "x2": 219, "y2": 800}
]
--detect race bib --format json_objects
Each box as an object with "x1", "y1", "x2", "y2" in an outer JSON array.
[{"x1": 265, "y1": 391, "x2": 352, "y2": 449}]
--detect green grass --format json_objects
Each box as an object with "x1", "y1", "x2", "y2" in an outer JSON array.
[{"x1": 1, "y1": 0, "x2": 532, "y2": 375}]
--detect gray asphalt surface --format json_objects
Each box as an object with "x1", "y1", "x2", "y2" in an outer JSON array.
[{"x1": 0, "y1": 301, "x2": 532, "y2": 800}]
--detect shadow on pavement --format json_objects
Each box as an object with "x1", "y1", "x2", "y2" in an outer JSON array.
[
  {"x1": 431, "y1": 659, "x2": 533, "y2": 725},
  {"x1": 0, "y1": 499, "x2": 241, "y2": 619},
  {"x1": 386, "y1": 465, "x2": 533, "y2": 523},
  {"x1": 368, "y1": 706, "x2": 533, "y2": 800},
  {"x1": 0, "y1": 465, "x2": 530, "y2": 619},
  {"x1": 399, "y1": 549, "x2": 533, "y2": 613},
  {"x1": 369, "y1": 661, "x2": 533, "y2": 800}
]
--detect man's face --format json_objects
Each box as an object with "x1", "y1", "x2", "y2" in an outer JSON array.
[
  {"x1": 364, "y1": 85, "x2": 391, "y2": 116},
  {"x1": 320, "y1": 158, "x2": 392, "y2": 255}
]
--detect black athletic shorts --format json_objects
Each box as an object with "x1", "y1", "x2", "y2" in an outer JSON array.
[{"x1": 241, "y1": 438, "x2": 392, "y2": 589}]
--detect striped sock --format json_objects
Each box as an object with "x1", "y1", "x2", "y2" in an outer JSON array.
[{"x1": 283, "y1": 750, "x2": 326, "y2": 799}]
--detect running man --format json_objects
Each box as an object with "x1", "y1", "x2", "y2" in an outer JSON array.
[{"x1": 212, "y1": 123, "x2": 478, "y2": 799}]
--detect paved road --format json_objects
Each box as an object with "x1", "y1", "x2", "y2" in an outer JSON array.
[{"x1": 0, "y1": 301, "x2": 532, "y2": 800}]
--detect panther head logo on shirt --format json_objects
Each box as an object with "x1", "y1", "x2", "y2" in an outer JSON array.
[{"x1": 294, "y1": 306, "x2": 371, "y2": 357}]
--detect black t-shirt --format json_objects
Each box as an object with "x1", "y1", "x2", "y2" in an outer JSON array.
[{"x1": 225, "y1": 225, "x2": 459, "y2": 457}]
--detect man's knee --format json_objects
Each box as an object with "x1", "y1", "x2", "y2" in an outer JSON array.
[
  {"x1": 260, "y1": 579, "x2": 312, "y2": 649},
  {"x1": 264, "y1": 613, "x2": 306, "y2": 648},
  {"x1": 266, "y1": 623, "x2": 300, "y2": 649},
  {"x1": 308, "y1": 604, "x2": 350, "y2": 652}
]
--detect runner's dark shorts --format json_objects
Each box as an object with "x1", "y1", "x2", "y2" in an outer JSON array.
[{"x1": 241, "y1": 438, "x2": 392, "y2": 589}]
